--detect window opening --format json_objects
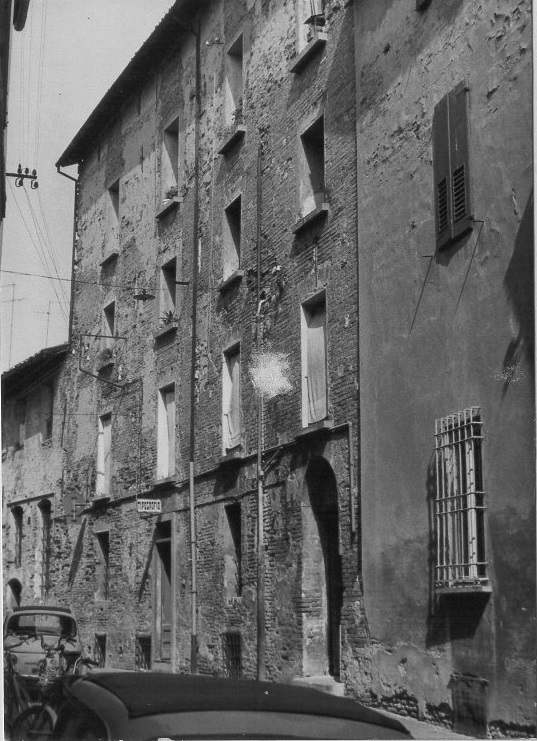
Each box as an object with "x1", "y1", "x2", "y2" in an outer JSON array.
[
  {"x1": 222, "y1": 346, "x2": 241, "y2": 453},
  {"x1": 160, "y1": 259, "x2": 177, "y2": 324},
  {"x1": 94, "y1": 633, "x2": 106, "y2": 667},
  {"x1": 96, "y1": 414, "x2": 112, "y2": 497},
  {"x1": 154, "y1": 521, "x2": 172, "y2": 661},
  {"x1": 135, "y1": 635, "x2": 152, "y2": 671},
  {"x1": 300, "y1": 116, "x2": 325, "y2": 216},
  {"x1": 95, "y1": 531, "x2": 110, "y2": 600},
  {"x1": 107, "y1": 179, "x2": 120, "y2": 249},
  {"x1": 301, "y1": 297, "x2": 327, "y2": 425},
  {"x1": 161, "y1": 117, "x2": 180, "y2": 202},
  {"x1": 39, "y1": 500, "x2": 52, "y2": 597},
  {"x1": 224, "y1": 35, "x2": 244, "y2": 128},
  {"x1": 42, "y1": 384, "x2": 53, "y2": 441},
  {"x1": 298, "y1": 0, "x2": 326, "y2": 49},
  {"x1": 102, "y1": 302, "x2": 116, "y2": 351},
  {"x1": 224, "y1": 503, "x2": 242, "y2": 600},
  {"x1": 223, "y1": 196, "x2": 241, "y2": 280},
  {"x1": 12, "y1": 506, "x2": 23, "y2": 568},
  {"x1": 435, "y1": 407, "x2": 488, "y2": 590},
  {"x1": 222, "y1": 632, "x2": 242, "y2": 679},
  {"x1": 433, "y1": 82, "x2": 472, "y2": 249},
  {"x1": 157, "y1": 385, "x2": 176, "y2": 479}
]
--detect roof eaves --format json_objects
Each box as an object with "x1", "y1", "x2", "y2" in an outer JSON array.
[
  {"x1": 56, "y1": 0, "x2": 200, "y2": 168},
  {"x1": 1, "y1": 343, "x2": 68, "y2": 385}
]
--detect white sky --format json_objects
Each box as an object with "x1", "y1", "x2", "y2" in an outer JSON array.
[{"x1": 1, "y1": 0, "x2": 176, "y2": 372}]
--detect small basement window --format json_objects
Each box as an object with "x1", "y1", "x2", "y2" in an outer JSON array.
[{"x1": 300, "y1": 116, "x2": 325, "y2": 217}]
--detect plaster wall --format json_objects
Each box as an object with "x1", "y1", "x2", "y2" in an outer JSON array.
[{"x1": 354, "y1": 0, "x2": 534, "y2": 731}]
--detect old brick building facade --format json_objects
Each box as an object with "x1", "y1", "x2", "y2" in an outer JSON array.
[{"x1": 3, "y1": 0, "x2": 534, "y2": 736}]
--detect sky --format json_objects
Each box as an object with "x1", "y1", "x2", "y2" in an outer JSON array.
[{"x1": 1, "y1": 0, "x2": 176, "y2": 372}]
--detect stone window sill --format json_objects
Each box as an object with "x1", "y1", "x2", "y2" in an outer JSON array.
[
  {"x1": 150, "y1": 475, "x2": 178, "y2": 489},
  {"x1": 218, "y1": 124, "x2": 247, "y2": 155},
  {"x1": 291, "y1": 203, "x2": 330, "y2": 234},
  {"x1": 154, "y1": 322, "x2": 178, "y2": 340},
  {"x1": 156, "y1": 197, "x2": 181, "y2": 220},
  {"x1": 217, "y1": 270, "x2": 244, "y2": 293},
  {"x1": 288, "y1": 31, "x2": 327, "y2": 74},
  {"x1": 436, "y1": 583, "x2": 492, "y2": 596},
  {"x1": 99, "y1": 250, "x2": 119, "y2": 267},
  {"x1": 219, "y1": 445, "x2": 245, "y2": 466},
  {"x1": 294, "y1": 418, "x2": 333, "y2": 439}
]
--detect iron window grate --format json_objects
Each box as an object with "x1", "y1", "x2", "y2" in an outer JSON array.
[
  {"x1": 435, "y1": 407, "x2": 488, "y2": 590},
  {"x1": 222, "y1": 632, "x2": 242, "y2": 679},
  {"x1": 135, "y1": 635, "x2": 152, "y2": 671}
]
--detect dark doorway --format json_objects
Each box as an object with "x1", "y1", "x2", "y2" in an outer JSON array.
[
  {"x1": 303, "y1": 457, "x2": 343, "y2": 678},
  {"x1": 154, "y1": 521, "x2": 172, "y2": 662},
  {"x1": 6, "y1": 579, "x2": 22, "y2": 610}
]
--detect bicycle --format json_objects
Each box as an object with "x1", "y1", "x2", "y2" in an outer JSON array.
[
  {"x1": 3, "y1": 634, "x2": 36, "y2": 735},
  {"x1": 10, "y1": 638, "x2": 100, "y2": 741}
]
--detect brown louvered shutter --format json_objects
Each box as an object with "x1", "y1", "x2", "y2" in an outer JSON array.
[
  {"x1": 448, "y1": 81, "x2": 473, "y2": 242},
  {"x1": 433, "y1": 81, "x2": 473, "y2": 249}
]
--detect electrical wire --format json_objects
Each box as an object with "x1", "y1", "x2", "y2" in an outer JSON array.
[
  {"x1": 33, "y1": 0, "x2": 48, "y2": 169},
  {"x1": 1, "y1": 267, "x2": 168, "y2": 293}
]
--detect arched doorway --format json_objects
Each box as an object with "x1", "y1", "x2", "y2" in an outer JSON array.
[
  {"x1": 301, "y1": 457, "x2": 343, "y2": 678},
  {"x1": 6, "y1": 579, "x2": 22, "y2": 611}
]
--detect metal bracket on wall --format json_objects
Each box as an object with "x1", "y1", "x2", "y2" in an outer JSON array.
[{"x1": 78, "y1": 333, "x2": 127, "y2": 388}]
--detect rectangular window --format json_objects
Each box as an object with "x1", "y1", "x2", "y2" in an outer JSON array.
[
  {"x1": 39, "y1": 500, "x2": 52, "y2": 597},
  {"x1": 12, "y1": 506, "x2": 23, "y2": 568},
  {"x1": 95, "y1": 531, "x2": 110, "y2": 600},
  {"x1": 135, "y1": 635, "x2": 152, "y2": 671},
  {"x1": 157, "y1": 385, "x2": 175, "y2": 479},
  {"x1": 300, "y1": 116, "x2": 325, "y2": 216},
  {"x1": 297, "y1": 0, "x2": 325, "y2": 48},
  {"x1": 96, "y1": 414, "x2": 112, "y2": 497},
  {"x1": 94, "y1": 633, "x2": 107, "y2": 668},
  {"x1": 435, "y1": 407, "x2": 488, "y2": 591},
  {"x1": 301, "y1": 296, "x2": 328, "y2": 426},
  {"x1": 224, "y1": 34, "x2": 244, "y2": 128},
  {"x1": 222, "y1": 346, "x2": 241, "y2": 453},
  {"x1": 160, "y1": 258, "x2": 177, "y2": 324},
  {"x1": 161, "y1": 117, "x2": 179, "y2": 203},
  {"x1": 224, "y1": 503, "x2": 242, "y2": 600},
  {"x1": 433, "y1": 82, "x2": 473, "y2": 249},
  {"x1": 223, "y1": 196, "x2": 241, "y2": 280},
  {"x1": 107, "y1": 179, "x2": 120, "y2": 247},
  {"x1": 102, "y1": 302, "x2": 116, "y2": 352},
  {"x1": 222, "y1": 632, "x2": 242, "y2": 679},
  {"x1": 15, "y1": 397, "x2": 26, "y2": 447},
  {"x1": 42, "y1": 385, "x2": 53, "y2": 441}
]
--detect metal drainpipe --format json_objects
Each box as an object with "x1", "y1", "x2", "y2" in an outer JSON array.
[
  {"x1": 256, "y1": 138, "x2": 266, "y2": 681},
  {"x1": 56, "y1": 166, "x2": 78, "y2": 345},
  {"x1": 188, "y1": 19, "x2": 201, "y2": 674}
]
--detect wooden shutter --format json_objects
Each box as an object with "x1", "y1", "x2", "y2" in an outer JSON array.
[{"x1": 433, "y1": 81, "x2": 472, "y2": 249}]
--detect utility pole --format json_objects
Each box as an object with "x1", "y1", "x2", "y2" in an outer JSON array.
[{"x1": 8, "y1": 282, "x2": 14, "y2": 367}]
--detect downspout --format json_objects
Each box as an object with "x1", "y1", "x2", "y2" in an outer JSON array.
[
  {"x1": 188, "y1": 19, "x2": 201, "y2": 674},
  {"x1": 56, "y1": 166, "x2": 78, "y2": 345},
  {"x1": 256, "y1": 138, "x2": 266, "y2": 680}
]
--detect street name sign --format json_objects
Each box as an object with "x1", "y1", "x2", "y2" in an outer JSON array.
[{"x1": 137, "y1": 499, "x2": 162, "y2": 514}]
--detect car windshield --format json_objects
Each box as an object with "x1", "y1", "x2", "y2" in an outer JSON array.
[{"x1": 6, "y1": 613, "x2": 76, "y2": 639}]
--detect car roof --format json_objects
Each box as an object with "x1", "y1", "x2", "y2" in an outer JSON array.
[
  {"x1": 71, "y1": 672, "x2": 409, "y2": 734},
  {"x1": 12, "y1": 605, "x2": 73, "y2": 614}
]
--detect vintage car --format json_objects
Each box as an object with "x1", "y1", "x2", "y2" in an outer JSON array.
[
  {"x1": 12, "y1": 671, "x2": 413, "y2": 740},
  {"x1": 3, "y1": 605, "x2": 82, "y2": 691}
]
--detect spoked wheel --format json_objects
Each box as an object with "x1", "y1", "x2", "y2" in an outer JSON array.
[{"x1": 10, "y1": 704, "x2": 56, "y2": 741}]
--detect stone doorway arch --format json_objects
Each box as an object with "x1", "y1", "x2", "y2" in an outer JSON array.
[
  {"x1": 301, "y1": 457, "x2": 343, "y2": 679},
  {"x1": 6, "y1": 579, "x2": 22, "y2": 611}
]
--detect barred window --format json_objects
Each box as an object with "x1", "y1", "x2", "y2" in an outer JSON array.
[
  {"x1": 435, "y1": 407, "x2": 489, "y2": 592},
  {"x1": 222, "y1": 632, "x2": 242, "y2": 679},
  {"x1": 135, "y1": 635, "x2": 152, "y2": 671},
  {"x1": 94, "y1": 634, "x2": 106, "y2": 668}
]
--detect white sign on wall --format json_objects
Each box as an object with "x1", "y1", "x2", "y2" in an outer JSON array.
[{"x1": 137, "y1": 499, "x2": 162, "y2": 514}]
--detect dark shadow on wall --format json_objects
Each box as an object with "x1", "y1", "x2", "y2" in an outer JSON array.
[
  {"x1": 503, "y1": 189, "x2": 534, "y2": 391},
  {"x1": 67, "y1": 516, "x2": 87, "y2": 588}
]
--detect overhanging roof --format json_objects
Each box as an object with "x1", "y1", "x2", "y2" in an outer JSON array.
[
  {"x1": 56, "y1": 0, "x2": 210, "y2": 168},
  {"x1": 2, "y1": 343, "x2": 68, "y2": 398}
]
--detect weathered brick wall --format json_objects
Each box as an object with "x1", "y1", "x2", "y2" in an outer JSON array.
[{"x1": 54, "y1": 0, "x2": 362, "y2": 685}]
